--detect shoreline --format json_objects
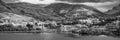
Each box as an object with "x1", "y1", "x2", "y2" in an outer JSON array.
[
  {"x1": 0, "y1": 31, "x2": 119, "y2": 38},
  {"x1": 0, "y1": 31, "x2": 42, "y2": 33}
]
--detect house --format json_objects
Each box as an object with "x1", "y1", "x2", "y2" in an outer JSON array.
[
  {"x1": 61, "y1": 25, "x2": 78, "y2": 32},
  {"x1": 32, "y1": 21, "x2": 48, "y2": 31},
  {"x1": 79, "y1": 18, "x2": 100, "y2": 24},
  {"x1": 75, "y1": 24, "x2": 88, "y2": 28}
]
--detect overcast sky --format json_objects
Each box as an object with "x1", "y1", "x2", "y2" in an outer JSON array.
[
  {"x1": 2, "y1": 0, "x2": 56, "y2": 4},
  {"x1": 2, "y1": 0, "x2": 120, "y2": 12}
]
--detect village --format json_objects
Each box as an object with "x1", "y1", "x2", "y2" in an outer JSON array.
[
  {"x1": 0, "y1": 13, "x2": 120, "y2": 36},
  {"x1": 0, "y1": 17, "x2": 108, "y2": 33}
]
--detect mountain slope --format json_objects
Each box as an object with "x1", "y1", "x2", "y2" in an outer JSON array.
[
  {"x1": 0, "y1": 0, "x2": 112, "y2": 22},
  {"x1": 45, "y1": 3, "x2": 109, "y2": 20},
  {"x1": 106, "y1": 4, "x2": 120, "y2": 16},
  {"x1": 0, "y1": 0, "x2": 65, "y2": 21},
  {"x1": 0, "y1": 12, "x2": 35, "y2": 23},
  {"x1": 0, "y1": 0, "x2": 10, "y2": 13}
]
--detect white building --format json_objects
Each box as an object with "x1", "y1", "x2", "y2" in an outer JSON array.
[
  {"x1": 79, "y1": 18, "x2": 100, "y2": 24},
  {"x1": 61, "y1": 25, "x2": 78, "y2": 32}
]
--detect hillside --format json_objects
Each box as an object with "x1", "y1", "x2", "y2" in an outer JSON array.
[
  {"x1": 0, "y1": 0, "x2": 111, "y2": 22},
  {"x1": 105, "y1": 4, "x2": 120, "y2": 16},
  {"x1": 0, "y1": 0, "x2": 65, "y2": 21},
  {"x1": 0, "y1": 0, "x2": 118, "y2": 22},
  {"x1": 45, "y1": 3, "x2": 110, "y2": 21}
]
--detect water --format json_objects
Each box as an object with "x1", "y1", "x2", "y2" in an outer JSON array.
[{"x1": 0, "y1": 33, "x2": 120, "y2": 40}]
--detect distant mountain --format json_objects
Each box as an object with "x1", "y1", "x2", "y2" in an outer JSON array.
[
  {"x1": 45, "y1": 3, "x2": 110, "y2": 21},
  {"x1": 105, "y1": 4, "x2": 120, "y2": 16}
]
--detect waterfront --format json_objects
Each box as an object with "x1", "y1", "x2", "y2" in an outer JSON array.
[{"x1": 0, "y1": 33, "x2": 120, "y2": 40}]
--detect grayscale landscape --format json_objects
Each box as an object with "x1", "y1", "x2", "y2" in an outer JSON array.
[{"x1": 0, "y1": 0, "x2": 120, "y2": 40}]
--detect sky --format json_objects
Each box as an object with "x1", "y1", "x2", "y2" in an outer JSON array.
[
  {"x1": 2, "y1": 0, "x2": 57, "y2": 4},
  {"x1": 2, "y1": 0, "x2": 120, "y2": 12}
]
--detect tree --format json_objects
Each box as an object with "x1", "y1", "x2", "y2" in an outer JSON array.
[{"x1": 26, "y1": 23, "x2": 33, "y2": 30}]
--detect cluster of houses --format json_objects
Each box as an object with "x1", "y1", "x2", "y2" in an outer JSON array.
[
  {"x1": 0, "y1": 16, "x2": 59, "y2": 31},
  {"x1": 0, "y1": 12, "x2": 52, "y2": 31},
  {"x1": 60, "y1": 18, "x2": 106, "y2": 33},
  {"x1": 79, "y1": 18, "x2": 101, "y2": 24}
]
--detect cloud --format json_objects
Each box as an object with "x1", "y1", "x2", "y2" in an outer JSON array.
[
  {"x1": 79, "y1": 1, "x2": 120, "y2": 12},
  {"x1": 16, "y1": 0, "x2": 56, "y2": 4}
]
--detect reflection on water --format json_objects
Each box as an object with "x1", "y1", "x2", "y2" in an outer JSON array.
[{"x1": 0, "y1": 33, "x2": 120, "y2": 40}]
